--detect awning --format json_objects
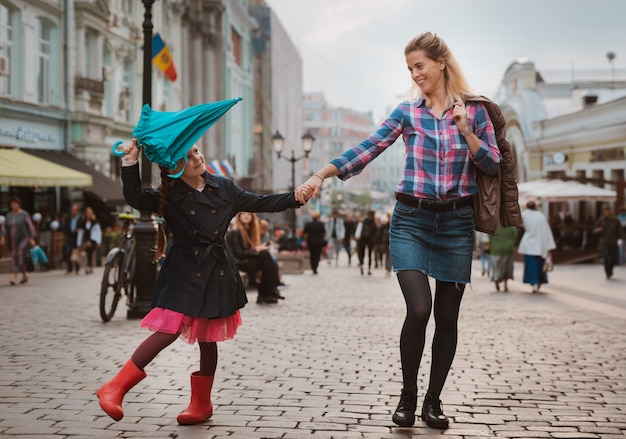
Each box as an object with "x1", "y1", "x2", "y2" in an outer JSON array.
[
  {"x1": 22, "y1": 149, "x2": 127, "y2": 207},
  {"x1": 0, "y1": 148, "x2": 92, "y2": 187},
  {"x1": 518, "y1": 179, "x2": 617, "y2": 203}
]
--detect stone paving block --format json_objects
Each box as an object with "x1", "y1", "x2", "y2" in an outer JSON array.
[{"x1": 1, "y1": 260, "x2": 625, "y2": 438}]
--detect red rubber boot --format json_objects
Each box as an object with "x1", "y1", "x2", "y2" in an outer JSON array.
[
  {"x1": 96, "y1": 360, "x2": 147, "y2": 421},
  {"x1": 177, "y1": 372, "x2": 214, "y2": 425}
]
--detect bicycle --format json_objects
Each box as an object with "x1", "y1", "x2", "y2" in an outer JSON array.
[{"x1": 99, "y1": 213, "x2": 137, "y2": 322}]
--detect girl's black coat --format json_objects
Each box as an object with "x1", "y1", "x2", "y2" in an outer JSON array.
[{"x1": 122, "y1": 164, "x2": 300, "y2": 318}]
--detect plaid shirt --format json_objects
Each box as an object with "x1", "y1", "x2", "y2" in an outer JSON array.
[{"x1": 331, "y1": 98, "x2": 501, "y2": 201}]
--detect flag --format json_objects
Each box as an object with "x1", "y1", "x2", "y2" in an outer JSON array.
[
  {"x1": 221, "y1": 160, "x2": 235, "y2": 176},
  {"x1": 207, "y1": 160, "x2": 224, "y2": 176},
  {"x1": 152, "y1": 33, "x2": 177, "y2": 82}
]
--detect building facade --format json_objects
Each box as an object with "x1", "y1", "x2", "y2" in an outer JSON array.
[{"x1": 495, "y1": 60, "x2": 626, "y2": 220}]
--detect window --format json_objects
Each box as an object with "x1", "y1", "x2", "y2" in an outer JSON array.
[
  {"x1": 84, "y1": 28, "x2": 99, "y2": 78},
  {"x1": 37, "y1": 18, "x2": 52, "y2": 104},
  {"x1": 0, "y1": 2, "x2": 14, "y2": 96},
  {"x1": 119, "y1": 59, "x2": 133, "y2": 121},
  {"x1": 230, "y1": 27, "x2": 241, "y2": 66}
]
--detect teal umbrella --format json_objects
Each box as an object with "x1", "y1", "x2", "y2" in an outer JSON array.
[{"x1": 113, "y1": 97, "x2": 242, "y2": 178}]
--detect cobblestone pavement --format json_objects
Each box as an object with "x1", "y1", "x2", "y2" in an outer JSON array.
[{"x1": 0, "y1": 255, "x2": 624, "y2": 439}]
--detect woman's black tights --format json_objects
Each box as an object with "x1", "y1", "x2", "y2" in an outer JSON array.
[
  {"x1": 131, "y1": 331, "x2": 218, "y2": 376},
  {"x1": 396, "y1": 270, "x2": 464, "y2": 396}
]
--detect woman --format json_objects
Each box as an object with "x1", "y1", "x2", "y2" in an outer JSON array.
[
  {"x1": 303, "y1": 210, "x2": 326, "y2": 274},
  {"x1": 302, "y1": 32, "x2": 501, "y2": 429},
  {"x1": 518, "y1": 199, "x2": 556, "y2": 293},
  {"x1": 83, "y1": 206, "x2": 102, "y2": 274},
  {"x1": 97, "y1": 139, "x2": 311, "y2": 424},
  {"x1": 2, "y1": 197, "x2": 36, "y2": 285},
  {"x1": 489, "y1": 224, "x2": 518, "y2": 292},
  {"x1": 356, "y1": 209, "x2": 377, "y2": 275},
  {"x1": 227, "y1": 212, "x2": 284, "y2": 303}
]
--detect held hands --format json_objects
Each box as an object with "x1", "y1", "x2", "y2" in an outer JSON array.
[
  {"x1": 294, "y1": 183, "x2": 315, "y2": 204},
  {"x1": 302, "y1": 173, "x2": 325, "y2": 200}
]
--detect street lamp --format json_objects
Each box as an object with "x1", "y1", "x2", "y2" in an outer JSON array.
[
  {"x1": 272, "y1": 130, "x2": 315, "y2": 235},
  {"x1": 127, "y1": 0, "x2": 157, "y2": 319}
]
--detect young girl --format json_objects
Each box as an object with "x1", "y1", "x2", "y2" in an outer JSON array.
[{"x1": 97, "y1": 139, "x2": 312, "y2": 424}]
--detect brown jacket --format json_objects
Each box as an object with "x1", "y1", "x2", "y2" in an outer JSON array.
[{"x1": 464, "y1": 94, "x2": 522, "y2": 234}]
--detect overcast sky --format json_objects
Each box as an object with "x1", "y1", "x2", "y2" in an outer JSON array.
[{"x1": 264, "y1": 0, "x2": 626, "y2": 121}]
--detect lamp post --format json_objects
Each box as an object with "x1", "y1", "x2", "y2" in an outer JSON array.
[
  {"x1": 127, "y1": 0, "x2": 157, "y2": 319},
  {"x1": 272, "y1": 130, "x2": 315, "y2": 235}
]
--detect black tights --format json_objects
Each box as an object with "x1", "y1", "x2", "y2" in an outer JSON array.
[
  {"x1": 130, "y1": 331, "x2": 218, "y2": 376},
  {"x1": 396, "y1": 270, "x2": 464, "y2": 396}
]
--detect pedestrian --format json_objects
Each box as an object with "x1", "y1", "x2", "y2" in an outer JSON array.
[
  {"x1": 1, "y1": 196, "x2": 36, "y2": 285},
  {"x1": 83, "y1": 206, "x2": 102, "y2": 274},
  {"x1": 342, "y1": 211, "x2": 356, "y2": 266},
  {"x1": 379, "y1": 210, "x2": 392, "y2": 277},
  {"x1": 489, "y1": 224, "x2": 518, "y2": 292},
  {"x1": 303, "y1": 210, "x2": 326, "y2": 275},
  {"x1": 593, "y1": 204, "x2": 624, "y2": 280},
  {"x1": 226, "y1": 212, "x2": 284, "y2": 303},
  {"x1": 62, "y1": 204, "x2": 84, "y2": 274},
  {"x1": 618, "y1": 206, "x2": 626, "y2": 265},
  {"x1": 517, "y1": 199, "x2": 556, "y2": 293},
  {"x1": 325, "y1": 209, "x2": 345, "y2": 266},
  {"x1": 301, "y1": 31, "x2": 503, "y2": 429},
  {"x1": 475, "y1": 231, "x2": 491, "y2": 277},
  {"x1": 356, "y1": 209, "x2": 377, "y2": 275},
  {"x1": 97, "y1": 138, "x2": 312, "y2": 424}
]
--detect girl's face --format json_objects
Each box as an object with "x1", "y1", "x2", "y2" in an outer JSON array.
[
  {"x1": 238, "y1": 212, "x2": 253, "y2": 225},
  {"x1": 406, "y1": 49, "x2": 445, "y2": 95},
  {"x1": 177, "y1": 146, "x2": 206, "y2": 178}
]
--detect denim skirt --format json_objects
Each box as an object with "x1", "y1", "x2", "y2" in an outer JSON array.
[{"x1": 389, "y1": 200, "x2": 475, "y2": 283}]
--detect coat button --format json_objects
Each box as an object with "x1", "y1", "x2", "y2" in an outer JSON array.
[
  {"x1": 213, "y1": 229, "x2": 219, "y2": 235},
  {"x1": 220, "y1": 270, "x2": 224, "y2": 276},
  {"x1": 196, "y1": 272, "x2": 202, "y2": 277},
  {"x1": 193, "y1": 229, "x2": 198, "y2": 235},
  {"x1": 211, "y1": 208, "x2": 217, "y2": 214},
  {"x1": 194, "y1": 250, "x2": 199, "y2": 256},
  {"x1": 190, "y1": 209, "x2": 196, "y2": 215}
]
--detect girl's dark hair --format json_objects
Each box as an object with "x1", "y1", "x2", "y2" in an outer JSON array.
[
  {"x1": 153, "y1": 167, "x2": 174, "y2": 263},
  {"x1": 9, "y1": 196, "x2": 21, "y2": 206}
]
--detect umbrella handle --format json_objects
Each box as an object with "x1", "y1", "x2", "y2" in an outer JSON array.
[{"x1": 111, "y1": 140, "x2": 141, "y2": 157}]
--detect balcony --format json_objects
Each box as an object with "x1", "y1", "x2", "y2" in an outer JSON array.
[{"x1": 75, "y1": 76, "x2": 104, "y2": 96}]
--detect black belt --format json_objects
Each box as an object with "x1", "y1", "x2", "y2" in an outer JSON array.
[{"x1": 394, "y1": 192, "x2": 473, "y2": 212}]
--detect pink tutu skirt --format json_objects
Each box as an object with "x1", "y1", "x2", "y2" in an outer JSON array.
[{"x1": 140, "y1": 307, "x2": 242, "y2": 344}]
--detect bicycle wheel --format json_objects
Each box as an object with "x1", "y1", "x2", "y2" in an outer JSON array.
[
  {"x1": 123, "y1": 255, "x2": 137, "y2": 307},
  {"x1": 100, "y1": 251, "x2": 124, "y2": 322}
]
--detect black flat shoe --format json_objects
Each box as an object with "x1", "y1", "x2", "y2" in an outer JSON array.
[
  {"x1": 257, "y1": 296, "x2": 278, "y2": 304},
  {"x1": 421, "y1": 392, "x2": 449, "y2": 429},
  {"x1": 392, "y1": 388, "x2": 416, "y2": 427}
]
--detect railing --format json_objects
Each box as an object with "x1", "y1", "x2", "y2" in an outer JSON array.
[{"x1": 75, "y1": 76, "x2": 105, "y2": 95}]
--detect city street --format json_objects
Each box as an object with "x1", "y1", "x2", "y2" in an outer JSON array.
[{"x1": 0, "y1": 255, "x2": 624, "y2": 439}]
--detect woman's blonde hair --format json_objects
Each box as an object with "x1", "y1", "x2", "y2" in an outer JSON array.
[
  {"x1": 404, "y1": 32, "x2": 474, "y2": 106},
  {"x1": 234, "y1": 212, "x2": 260, "y2": 249}
]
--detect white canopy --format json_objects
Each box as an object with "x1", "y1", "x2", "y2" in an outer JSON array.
[{"x1": 517, "y1": 179, "x2": 617, "y2": 203}]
